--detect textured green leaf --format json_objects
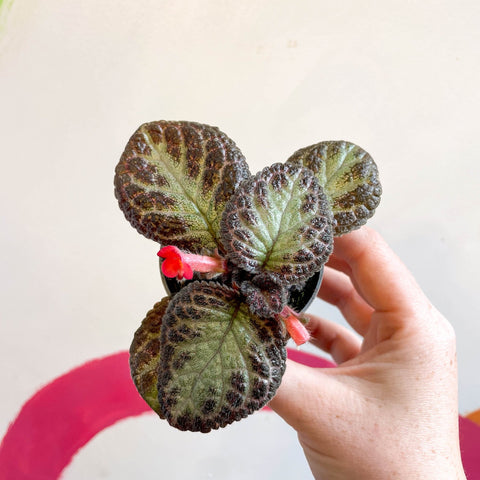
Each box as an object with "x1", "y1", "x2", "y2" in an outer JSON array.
[
  {"x1": 286, "y1": 141, "x2": 382, "y2": 235},
  {"x1": 129, "y1": 297, "x2": 170, "y2": 417},
  {"x1": 158, "y1": 281, "x2": 287, "y2": 432},
  {"x1": 114, "y1": 121, "x2": 251, "y2": 252},
  {"x1": 240, "y1": 273, "x2": 288, "y2": 318},
  {"x1": 220, "y1": 163, "x2": 333, "y2": 285}
]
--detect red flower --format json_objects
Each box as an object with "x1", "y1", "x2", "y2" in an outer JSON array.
[
  {"x1": 283, "y1": 315, "x2": 310, "y2": 346},
  {"x1": 157, "y1": 245, "x2": 226, "y2": 281},
  {"x1": 157, "y1": 246, "x2": 194, "y2": 280},
  {"x1": 279, "y1": 306, "x2": 311, "y2": 346}
]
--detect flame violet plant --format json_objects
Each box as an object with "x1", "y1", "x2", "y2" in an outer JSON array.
[{"x1": 114, "y1": 121, "x2": 381, "y2": 432}]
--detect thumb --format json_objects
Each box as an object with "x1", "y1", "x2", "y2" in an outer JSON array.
[{"x1": 269, "y1": 359, "x2": 339, "y2": 432}]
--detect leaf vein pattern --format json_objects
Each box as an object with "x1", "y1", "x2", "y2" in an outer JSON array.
[
  {"x1": 261, "y1": 173, "x2": 300, "y2": 270},
  {"x1": 142, "y1": 129, "x2": 217, "y2": 242},
  {"x1": 188, "y1": 302, "x2": 241, "y2": 401}
]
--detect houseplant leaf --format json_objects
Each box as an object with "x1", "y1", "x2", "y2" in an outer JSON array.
[
  {"x1": 286, "y1": 140, "x2": 381, "y2": 235},
  {"x1": 240, "y1": 273, "x2": 288, "y2": 318},
  {"x1": 220, "y1": 163, "x2": 333, "y2": 285},
  {"x1": 129, "y1": 297, "x2": 171, "y2": 417},
  {"x1": 114, "y1": 121, "x2": 251, "y2": 252},
  {"x1": 158, "y1": 281, "x2": 287, "y2": 432}
]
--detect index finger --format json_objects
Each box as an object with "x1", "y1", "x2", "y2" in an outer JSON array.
[{"x1": 330, "y1": 227, "x2": 425, "y2": 315}]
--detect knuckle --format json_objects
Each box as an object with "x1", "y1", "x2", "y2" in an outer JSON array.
[{"x1": 427, "y1": 306, "x2": 457, "y2": 350}]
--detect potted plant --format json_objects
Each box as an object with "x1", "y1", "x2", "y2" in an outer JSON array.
[{"x1": 114, "y1": 120, "x2": 381, "y2": 433}]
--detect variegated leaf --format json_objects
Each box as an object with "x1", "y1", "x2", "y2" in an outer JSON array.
[
  {"x1": 286, "y1": 141, "x2": 382, "y2": 235},
  {"x1": 129, "y1": 297, "x2": 170, "y2": 417},
  {"x1": 220, "y1": 163, "x2": 333, "y2": 285},
  {"x1": 158, "y1": 282, "x2": 287, "y2": 432},
  {"x1": 240, "y1": 273, "x2": 288, "y2": 318},
  {"x1": 114, "y1": 121, "x2": 251, "y2": 252}
]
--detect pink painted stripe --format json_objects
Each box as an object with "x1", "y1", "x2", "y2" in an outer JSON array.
[
  {"x1": 0, "y1": 352, "x2": 149, "y2": 480},
  {"x1": 459, "y1": 416, "x2": 480, "y2": 480},
  {"x1": 0, "y1": 349, "x2": 479, "y2": 479},
  {"x1": 287, "y1": 348, "x2": 335, "y2": 368}
]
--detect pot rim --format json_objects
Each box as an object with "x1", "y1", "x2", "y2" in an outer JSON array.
[{"x1": 159, "y1": 258, "x2": 323, "y2": 313}]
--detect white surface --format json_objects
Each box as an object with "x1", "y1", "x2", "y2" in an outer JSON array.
[
  {"x1": 63, "y1": 412, "x2": 310, "y2": 480},
  {"x1": 1, "y1": 0, "x2": 479, "y2": 478}
]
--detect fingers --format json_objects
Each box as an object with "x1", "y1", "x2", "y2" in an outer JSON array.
[
  {"x1": 306, "y1": 313, "x2": 362, "y2": 363},
  {"x1": 330, "y1": 227, "x2": 425, "y2": 315},
  {"x1": 318, "y1": 266, "x2": 374, "y2": 336}
]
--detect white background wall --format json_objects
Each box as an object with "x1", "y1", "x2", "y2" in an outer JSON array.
[{"x1": 1, "y1": 1, "x2": 479, "y2": 478}]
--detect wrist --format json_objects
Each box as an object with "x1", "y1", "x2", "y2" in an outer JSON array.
[
  {"x1": 341, "y1": 457, "x2": 466, "y2": 480},
  {"x1": 307, "y1": 446, "x2": 466, "y2": 480}
]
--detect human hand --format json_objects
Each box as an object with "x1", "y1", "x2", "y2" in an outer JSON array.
[{"x1": 269, "y1": 228, "x2": 466, "y2": 480}]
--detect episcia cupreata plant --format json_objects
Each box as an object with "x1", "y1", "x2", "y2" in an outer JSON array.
[{"x1": 114, "y1": 121, "x2": 381, "y2": 433}]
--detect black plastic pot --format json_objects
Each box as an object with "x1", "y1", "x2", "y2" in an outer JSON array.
[
  {"x1": 287, "y1": 267, "x2": 323, "y2": 313},
  {"x1": 160, "y1": 260, "x2": 323, "y2": 314}
]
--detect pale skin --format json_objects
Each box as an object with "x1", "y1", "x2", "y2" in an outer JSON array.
[{"x1": 269, "y1": 227, "x2": 466, "y2": 480}]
